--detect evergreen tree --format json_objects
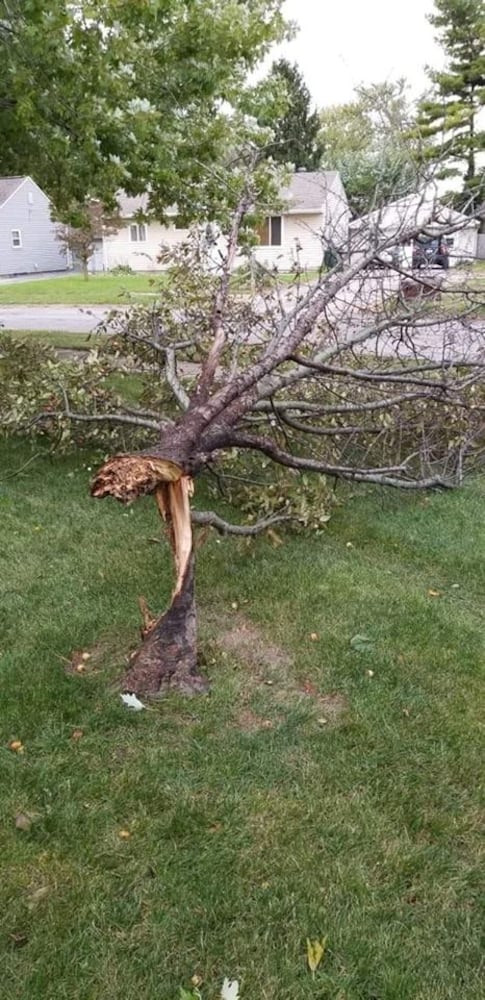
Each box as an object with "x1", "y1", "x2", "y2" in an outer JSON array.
[
  {"x1": 262, "y1": 60, "x2": 323, "y2": 169},
  {"x1": 417, "y1": 0, "x2": 485, "y2": 207}
]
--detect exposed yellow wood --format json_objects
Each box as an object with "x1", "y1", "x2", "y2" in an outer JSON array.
[
  {"x1": 91, "y1": 454, "x2": 183, "y2": 502},
  {"x1": 155, "y1": 477, "x2": 194, "y2": 598}
]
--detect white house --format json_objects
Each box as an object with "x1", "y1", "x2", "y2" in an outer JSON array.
[
  {"x1": 0, "y1": 176, "x2": 68, "y2": 276},
  {"x1": 349, "y1": 192, "x2": 479, "y2": 268},
  {"x1": 250, "y1": 170, "x2": 350, "y2": 271},
  {"x1": 88, "y1": 193, "x2": 190, "y2": 273},
  {"x1": 89, "y1": 171, "x2": 350, "y2": 274}
]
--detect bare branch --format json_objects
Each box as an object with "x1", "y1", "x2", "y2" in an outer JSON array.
[
  {"x1": 225, "y1": 432, "x2": 412, "y2": 478},
  {"x1": 191, "y1": 509, "x2": 295, "y2": 536},
  {"x1": 255, "y1": 391, "x2": 438, "y2": 417},
  {"x1": 165, "y1": 347, "x2": 190, "y2": 410},
  {"x1": 195, "y1": 191, "x2": 252, "y2": 401},
  {"x1": 43, "y1": 387, "x2": 162, "y2": 431}
]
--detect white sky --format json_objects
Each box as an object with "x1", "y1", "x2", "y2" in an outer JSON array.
[{"x1": 276, "y1": 0, "x2": 443, "y2": 106}]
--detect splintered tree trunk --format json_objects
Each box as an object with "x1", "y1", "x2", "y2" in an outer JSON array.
[
  {"x1": 91, "y1": 454, "x2": 208, "y2": 697},
  {"x1": 125, "y1": 478, "x2": 207, "y2": 696}
]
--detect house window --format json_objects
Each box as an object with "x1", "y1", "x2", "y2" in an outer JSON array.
[
  {"x1": 256, "y1": 216, "x2": 282, "y2": 247},
  {"x1": 129, "y1": 223, "x2": 147, "y2": 242},
  {"x1": 11, "y1": 229, "x2": 22, "y2": 248}
]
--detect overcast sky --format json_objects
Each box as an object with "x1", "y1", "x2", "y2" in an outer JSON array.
[{"x1": 275, "y1": 0, "x2": 443, "y2": 107}]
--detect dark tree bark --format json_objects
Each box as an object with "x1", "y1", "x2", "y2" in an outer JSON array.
[
  {"x1": 125, "y1": 549, "x2": 206, "y2": 696},
  {"x1": 91, "y1": 454, "x2": 209, "y2": 695}
]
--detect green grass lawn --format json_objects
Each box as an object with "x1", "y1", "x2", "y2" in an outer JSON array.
[
  {"x1": 3, "y1": 329, "x2": 93, "y2": 350},
  {"x1": 0, "y1": 272, "x2": 163, "y2": 305},
  {"x1": 0, "y1": 268, "x2": 318, "y2": 306},
  {"x1": 1, "y1": 440, "x2": 484, "y2": 999}
]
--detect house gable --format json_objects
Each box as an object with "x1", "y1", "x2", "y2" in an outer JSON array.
[{"x1": 0, "y1": 175, "x2": 68, "y2": 276}]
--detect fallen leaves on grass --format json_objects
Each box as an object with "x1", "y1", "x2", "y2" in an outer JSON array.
[
  {"x1": 221, "y1": 979, "x2": 240, "y2": 1000},
  {"x1": 120, "y1": 692, "x2": 146, "y2": 711},
  {"x1": 428, "y1": 589, "x2": 443, "y2": 598},
  {"x1": 350, "y1": 634, "x2": 374, "y2": 653},
  {"x1": 8, "y1": 740, "x2": 24, "y2": 753},
  {"x1": 8, "y1": 932, "x2": 28, "y2": 949},
  {"x1": 118, "y1": 829, "x2": 131, "y2": 839},
  {"x1": 15, "y1": 813, "x2": 33, "y2": 832},
  {"x1": 27, "y1": 886, "x2": 49, "y2": 909},
  {"x1": 71, "y1": 728, "x2": 84, "y2": 741},
  {"x1": 64, "y1": 649, "x2": 93, "y2": 675},
  {"x1": 306, "y1": 936, "x2": 327, "y2": 975}
]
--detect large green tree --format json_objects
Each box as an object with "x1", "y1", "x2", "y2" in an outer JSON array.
[
  {"x1": 260, "y1": 59, "x2": 323, "y2": 169},
  {"x1": 0, "y1": 0, "x2": 287, "y2": 223},
  {"x1": 319, "y1": 81, "x2": 419, "y2": 216},
  {"x1": 417, "y1": 0, "x2": 485, "y2": 207}
]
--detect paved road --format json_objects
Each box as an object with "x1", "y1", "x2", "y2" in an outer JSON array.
[
  {"x1": 1, "y1": 285, "x2": 483, "y2": 365},
  {"x1": 0, "y1": 305, "x2": 114, "y2": 333},
  {"x1": 0, "y1": 274, "x2": 399, "y2": 333}
]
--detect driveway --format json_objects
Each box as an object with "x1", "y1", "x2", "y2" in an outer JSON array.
[{"x1": 0, "y1": 305, "x2": 114, "y2": 333}]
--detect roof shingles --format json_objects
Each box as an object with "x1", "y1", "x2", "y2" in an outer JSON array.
[
  {"x1": 116, "y1": 171, "x2": 340, "y2": 219},
  {"x1": 0, "y1": 176, "x2": 27, "y2": 208}
]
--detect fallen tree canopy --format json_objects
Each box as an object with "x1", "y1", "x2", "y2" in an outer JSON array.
[{"x1": 2, "y1": 171, "x2": 485, "y2": 695}]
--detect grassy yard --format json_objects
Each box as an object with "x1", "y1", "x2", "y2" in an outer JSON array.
[
  {"x1": 0, "y1": 273, "x2": 163, "y2": 306},
  {"x1": 1, "y1": 440, "x2": 483, "y2": 999},
  {"x1": 3, "y1": 329, "x2": 93, "y2": 351},
  {"x1": 0, "y1": 268, "x2": 320, "y2": 307}
]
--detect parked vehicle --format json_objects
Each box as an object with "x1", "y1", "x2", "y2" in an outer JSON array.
[
  {"x1": 412, "y1": 237, "x2": 449, "y2": 270},
  {"x1": 362, "y1": 245, "x2": 406, "y2": 269}
]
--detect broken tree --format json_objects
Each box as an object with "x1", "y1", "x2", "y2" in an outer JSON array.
[
  {"x1": 86, "y1": 181, "x2": 485, "y2": 695},
  {"x1": 5, "y1": 173, "x2": 483, "y2": 695}
]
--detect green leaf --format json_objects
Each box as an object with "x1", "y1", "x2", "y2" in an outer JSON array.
[{"x1": 350, "y1": 634, "x2": 375, "y2": 653}]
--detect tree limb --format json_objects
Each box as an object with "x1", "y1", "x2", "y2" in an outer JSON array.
[
  {"x1": 225, "y1": 432, "x2": 451, "y2": 488},
  {"x1": 166, "y1": 347, "x2": 190, "y2": 410},
  {"x1": 195, "y1": 192, "x2": 251, "y2": 401},
  {"x1": 191, "y1": 509, "x2": 296, "y2": 535}
]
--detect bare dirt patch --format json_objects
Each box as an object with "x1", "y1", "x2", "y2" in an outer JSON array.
[
  {"x1": 63, "y1": 637, "x2": 122, "y2": 678},
  {"x1": 217, "y1": 617, "x2": 292, "y2": 674},
  {"x1": 214, "y1": 616, "x2": 349, "y2": 727},
  {"x1": 298, "y1": 679, "x2": 349, "y2": 722},
  {"x1": 235, "y1": 709, "x2": 276, "y2": 733}
]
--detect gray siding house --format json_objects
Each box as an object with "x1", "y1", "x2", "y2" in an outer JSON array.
[{"x1": 0, "y1": 176, "x2": 68, "y2": 276}]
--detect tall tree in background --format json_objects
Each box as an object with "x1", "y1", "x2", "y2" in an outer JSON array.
[
  {"x1": 55, "y1": 201, "x2": 122, "y2": 280},
  {"x1": 0, "y1": 0, "x2": 287, "y2": 223},
  {"x1": 261, "y1": 59, "x2": 323, "y2": 169},
  {"x1": 417, "y1": 0, "x2": 485, "y2": 208},
  {"x1": 319, "y1": 81, "x2": 420, "y2": 215}
]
